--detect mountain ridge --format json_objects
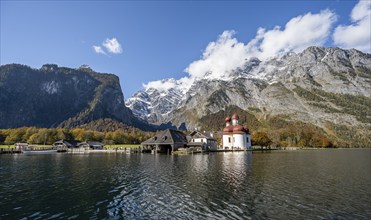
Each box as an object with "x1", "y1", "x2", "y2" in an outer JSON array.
[
  {"x1": 0, "y1": 64, "x2": 151, "y2": 130},
  {"x1": 1, "y1": 46, "x2": 370, "y2": 147},
  {"x1": 128, "y1": 47, "x2": 371, "y2": 126},
  {"x1": 127, "y1": 46, "x2": 371, "y2": 146}
]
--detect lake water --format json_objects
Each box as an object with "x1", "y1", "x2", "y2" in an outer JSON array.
[{"x1": 0, "y1": 149, "x2": 370, "y2": 219}]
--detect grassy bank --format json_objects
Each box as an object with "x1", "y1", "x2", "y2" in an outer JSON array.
[
  {"x1": 104, "y1": 144, "x2": 141, "y2": 149},
  {"x1": 0, "y1": 145, "x2": 14, "y2": 149},
  {"x1": 0, "y1": 145, "x2": 53, "y2": 149},
  {"x1": 1, "y1": 144, "x2": 140, "y2": 150}
]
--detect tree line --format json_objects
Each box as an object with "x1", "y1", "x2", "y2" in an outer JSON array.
[
  {"x1": 1, "y1": 119, "x2": 368, "y2": 148},
  {"x1": 0, "y1": 127, "x2": 156, "y2": 145},
  {"x1": 199, "y1": 105, "x2": 370, "y2": 148}
]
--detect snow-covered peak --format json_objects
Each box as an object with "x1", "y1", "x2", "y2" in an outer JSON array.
[
  {"x1": 126, "y1": 78, "x2": 187, "y2": 122},
  {"x1": 127, "y1": 47, "x2": 371, "y2": 125},
  {"x1": 144, "y1": 78, "x2": 177, "y2": 93}
]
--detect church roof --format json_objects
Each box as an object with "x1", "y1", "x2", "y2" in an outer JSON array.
[
  {"x1": 232, "y1": 113, "x2": 239, "y2": 120},
  {"x1": 223, "y1": 125, "x2": 234, "y2": 133},
  {"x1": 225, "y1": 116, "x2": 231, "y2": 122},
  {"x1": 223, "y1": 125, "x2": 249, "y2": 134},
  {"x1": 222, "y1": 113, "x2": 249, "y2": 134}
]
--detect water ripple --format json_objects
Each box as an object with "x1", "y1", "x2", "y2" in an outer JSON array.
[{"x1": 0, "y1": 150, "x2": 370, "y2": 219}]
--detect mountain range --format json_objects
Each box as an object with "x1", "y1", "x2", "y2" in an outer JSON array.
[
  {"x1": 1, "y1": 46, "x2": 370, "y2": 147},
  {"x1": 126, "y1": 46, "x2": 371, "y2": 146}
]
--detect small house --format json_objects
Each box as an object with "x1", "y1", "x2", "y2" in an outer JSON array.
[
  {"x1": 53, "y1": 140, "x2": 81, "y2": 148},
  {"x1": 189, "y1": 131, "x2": 218, "y2": 151},
  {"x1": 15, "y1": 143, "x2": 28, "y2": 150},
  {"x1": 141, "y1": 129, "x2": 188, "y2": 153},
  {"x1": 78, "y1": 141, "x2": 104, "y2": 150}
]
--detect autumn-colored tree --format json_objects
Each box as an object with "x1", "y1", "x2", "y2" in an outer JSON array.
[
  {"x1": 93, "y1": 131, "x2": 104, "y2": 142},
  {"x1": 112, "y1": 130, "x2": 127, "y2": 144},
  {"x1": 55, "y1": 129, "x2": 66, "y2": 140},
  {"x1": 23, "y1": 127, "x2": 38, "y2": 142},
  {"x1": 104, "y1": 132, "x2": 114, "y2": 141},
  {"x1": 0, "y1": 130, "x2": 6, "y2": 144},
  {"x1": 27, "y1": 128, "x2": 48, "y2": 144},
  {"x1": 27, "y1": 133, "x2": 39, "y2": 144},
  {"x1": 252, "y1": 131, "x2": 272, "y2": 147},
  {"x1": 71, "y1": 128, "x2": 86, "y2": 141},
  {"x1": 4, "y1": 128, "x2": 27, "y2": 144}
]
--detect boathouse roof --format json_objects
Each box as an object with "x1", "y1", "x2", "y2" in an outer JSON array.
[{"x1": 141, "y1": 129, "x2": 188, "y2": 145}]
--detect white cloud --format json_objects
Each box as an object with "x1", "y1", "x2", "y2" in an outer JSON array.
[
  {"x1": 92, "y1": 37, "x2": 122, "y2": 55},
  {"x1": 93, "y1": 45, "x2": 106, "y2": 55},
  {"x1": 143, "y1": 77, "x2": 194, "y2": 94},
  {"x1": 351, "y1": 0, "x2": 370, "y2": 22},
  {"x1": 103, "y1": 38, "x2": 123, "y2": 54},
  {"x1": 183, "y1": 10, "x2": 336, "y2": 80},
  {"x1": 333, "y1": 1, "x2": 371, "y2": 53},
  {"x1": 248, "y1": 9, "x2": 337, "y2": 60},
  {"x1": 185, "y1": 30, "x2": 248, "y2": 79},
  {"x1": 142, "y1": 3, "x2": 366, "y2": 95},
  {"x1": 144, "y1": 78, "x2": 177, "y2": 92}
]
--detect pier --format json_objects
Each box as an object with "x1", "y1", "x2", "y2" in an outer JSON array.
[
  {"x1": 0, "y1": 147, "x2": 68, "y2": 154},
  {"x1": 0, "y1": 148, "x2": 22, "y2": 154}
]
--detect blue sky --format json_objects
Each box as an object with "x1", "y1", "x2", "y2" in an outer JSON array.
[{"x1": 1, "y1": 0, "x2": 370, "y2": 98}]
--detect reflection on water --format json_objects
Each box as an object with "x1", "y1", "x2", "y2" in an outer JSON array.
[{"x1": 0, "y1": 149, "x2": 370, "y2": 219}]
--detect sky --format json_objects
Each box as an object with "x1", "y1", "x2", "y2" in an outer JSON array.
[{"x1": 1, "y1": 0, "x2": 370, "y2": 98}]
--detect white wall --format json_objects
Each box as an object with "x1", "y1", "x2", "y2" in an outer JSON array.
[
  {"x1": 222, "y1": 134, "x2": 233, "y2": 149},
  {"x1": 193, "y1": 138, "x2": 204, "y2": 143},
  {"x1": 232, "y1": 119, "x2": 238, "y2": 125},
  {"x1": 233, "y1": 133, "x2": 247, "y2": 149},
  {"x1": 193, "y1": 137, "x2": 218, "y2": 151}
]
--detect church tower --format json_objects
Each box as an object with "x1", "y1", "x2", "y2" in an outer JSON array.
[{"x1": 222, "y1": 114, "x2": 251, "y2": 150}]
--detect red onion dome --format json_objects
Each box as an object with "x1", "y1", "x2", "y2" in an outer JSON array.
[
  {"x1": 232, "y1": 125, "x2": 244, "y2": 132},
  {"x1": 233, "y1": 125, "x2": 248, "y2": 133},
  {"x1": 223, "y1": 125, "x2": 234, "y2": 133},
  {"x1": 225, "y1": 116, "x2": 231, "y2": 122},
  {"x1": 232, "y1": 113, "x2": 239, "y2": 120}
]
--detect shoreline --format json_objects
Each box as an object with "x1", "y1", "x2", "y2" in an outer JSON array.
[{"x1": 1, "y1": 147, "x2": 369, "y2": 155}]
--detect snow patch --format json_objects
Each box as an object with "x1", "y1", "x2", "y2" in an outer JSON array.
[
  {"x1": 42, "y1": 81, "x2": 59, "y2": 95},
  {"x1": 321, "y1": 52, "x2": 329, "y2": 62}
]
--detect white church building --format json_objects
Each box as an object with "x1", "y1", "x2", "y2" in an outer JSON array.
[{"x1": 222, "y1": 114, "x2": 252, "y2": 150}]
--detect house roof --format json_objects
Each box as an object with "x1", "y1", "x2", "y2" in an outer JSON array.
[
  {"x1": 189, "y1": 131, "x2": 216, "y2": 140},
  {"x1": 186, "y1": 135, "x2": 192, "y2": 142},
  {"x1": 141, "y1": 129, "x2": 188, "y2": 145},
  {"x1": 86, "y1": 141, "x2": 104, "y2": 146},
  {"x1": 54, "y1": 140, "x2": 81, "y2": 147},
  {"x1": 77, "y1": 141, "x2": 104, "y2": 147}
]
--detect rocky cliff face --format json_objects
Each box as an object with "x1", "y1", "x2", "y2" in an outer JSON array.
[
  {"x1": 0, "y1": 64, "x2": 141, "y2": 129},
  {"x1": 127, "y1": 47, "x2": 371, "y2": 136},
  {"x1": 126, "y1": 78, "x2": 184, "y2": 124}
]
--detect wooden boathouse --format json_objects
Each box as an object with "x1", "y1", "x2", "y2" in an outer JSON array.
[{"x1": 141, "y1": 129, "x2": 188, "y2": 153}]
